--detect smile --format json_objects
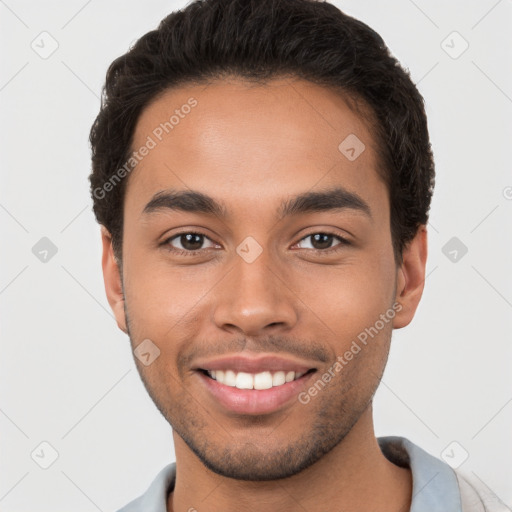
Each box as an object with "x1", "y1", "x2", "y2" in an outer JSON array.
[
  {"x1": 197, "y1": 368, "x2": 317, "y2": 415},
  {"x1": 203, "y1": 369, "x2": 311, "y2": 390}
]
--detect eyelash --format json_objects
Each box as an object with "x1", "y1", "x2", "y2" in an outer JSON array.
[{"x1": 161, "y1": 230, "x2": 351, "y2": 256}]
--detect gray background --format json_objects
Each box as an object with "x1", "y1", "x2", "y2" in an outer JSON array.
[{"x1": 1, "y1": 0, "x2": 511, "y2": 510}]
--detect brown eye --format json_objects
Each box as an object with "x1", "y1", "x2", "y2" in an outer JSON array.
[
  {"x1": 296, "y1": 232, "x2": 350, "y2": 252},
  {"x1": 164, "y1": 232, "x2": 216, "y2": 253},
  {"x1": 178, "y1": 233, "x2": 204, "y2": 250}
]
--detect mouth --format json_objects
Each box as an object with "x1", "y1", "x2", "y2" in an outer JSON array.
[
  {"x1": 192, "y1": 353, "x2": 320, "y2": 415},
  {"x1": 199, "y1": 368, "x2": 316, "y2": 390}
]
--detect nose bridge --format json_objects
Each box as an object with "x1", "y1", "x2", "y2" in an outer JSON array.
[{"x1": 212, "y1": 241, "x2": 298, "y2": 335}]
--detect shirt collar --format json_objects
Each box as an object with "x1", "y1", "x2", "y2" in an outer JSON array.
[{"x1": 378, "y1": 436, "x2": 462, "y2": 512}]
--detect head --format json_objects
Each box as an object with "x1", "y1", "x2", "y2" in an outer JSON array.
[{"x1": 90, "y1": 0, "x2": 434, "y2": 481}]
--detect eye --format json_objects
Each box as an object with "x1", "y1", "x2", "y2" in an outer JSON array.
[
  {"x1": 294, "y1": 232, "x2": 350, "y2": 253},
  {"x1": 161, "y1": 230, "x2": 351, "y2": 256},
  {"x1": 163, "y1": 232, "x2": 218, "y2": 254}
]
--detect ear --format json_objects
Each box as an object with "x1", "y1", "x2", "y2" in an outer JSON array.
[
  {"x1": 393, "y1": 225, "x2": 428, "y2": 329},
  {"x1": 100, "y1": 225, "x2": 128, "y2": 334}
]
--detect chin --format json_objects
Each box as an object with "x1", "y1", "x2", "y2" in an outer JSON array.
[{"x1": 176, "y1": 420, "x2": 349, "y2": 481}]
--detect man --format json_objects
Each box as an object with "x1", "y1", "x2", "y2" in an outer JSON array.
[{"x1": 89, "y1": 0, "x2": 508, "y2": 510}]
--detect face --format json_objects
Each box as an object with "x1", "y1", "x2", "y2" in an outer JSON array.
[{"x1": 102, "y1": 77, "x2": 426, "y2": 481}]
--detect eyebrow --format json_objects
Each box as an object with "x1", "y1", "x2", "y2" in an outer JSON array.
[
  {"x1": 278, "y1": 186, "x2": 372, "y2": 221},
  {"x1": 142, "y1": 186, "x2": 372, "y2": 221}
]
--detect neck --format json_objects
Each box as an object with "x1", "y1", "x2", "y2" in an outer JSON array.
[{"x1": 167, "y1": 405, "x2": 412, "y2": 512}]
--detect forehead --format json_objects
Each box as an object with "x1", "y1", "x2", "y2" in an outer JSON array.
[{"x1": 126, "y1": 77, "x2": 387, "y2": 219}]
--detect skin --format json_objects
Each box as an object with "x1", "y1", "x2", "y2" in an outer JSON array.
[{"x1": 101, "y1": 77, "x2": 427, "y2": 512}]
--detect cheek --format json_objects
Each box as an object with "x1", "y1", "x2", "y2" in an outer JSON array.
[
  {"x1": 127, "y1": 239, "x2": 208, "y2": 302},
  {"x1": 293, "y1": 253, "x2": 395, "y2": 339},
  {"x1": 122, "y1": 251, "x2": 208, "y2": 344}
]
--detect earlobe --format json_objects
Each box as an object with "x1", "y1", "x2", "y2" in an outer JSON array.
[
  {"x1": 100, "y1": 226, "x2": 128, "y2": 334},
  {"x1": 392, "y1": 225, "x2": 428, "y2": 329}
]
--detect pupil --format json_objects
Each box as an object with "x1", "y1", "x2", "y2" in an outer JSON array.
[
  {"x1": 312, "y1": 233, "x2": 332, "y2": 250},
  {"x1": 182, "y1": 233, "x2": 203, "y2": 250}
]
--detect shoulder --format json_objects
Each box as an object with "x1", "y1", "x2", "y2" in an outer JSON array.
[
  {"x1": 378, "y1": 436, "x2": 510, "y2": 511},
  {"x1": 454, "y1": 470, "x2": 511, "y2": 512}
]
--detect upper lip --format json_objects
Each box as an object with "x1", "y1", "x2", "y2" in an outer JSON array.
[{"x1": 193, "y1": 354, "x2": 318, "y2": 374}]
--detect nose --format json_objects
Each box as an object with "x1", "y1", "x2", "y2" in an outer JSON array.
[{"x1": 212, "y1": 247, "x2": 299, "y2": 337}]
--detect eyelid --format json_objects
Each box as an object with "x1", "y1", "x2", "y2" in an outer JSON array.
[
  {"x1": 292, "y1": 231, "x2": 351, "y2": 252},
  {"x1": 163, "y1": 230, "x2": 218, "y2": 252}
]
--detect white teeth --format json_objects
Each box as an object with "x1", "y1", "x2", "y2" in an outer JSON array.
[
  {"x1": 207, "y1": 369, "x2": 308, "y2": 389},
  {"x1": 272, "y1": 371, "x2": 286, "y2": 387},
  {"x1": 254, "y1": 371, "x2": 273, "y2": 390},
  {"x1": 224, "y1": 370, "x2": 236, "y2": 386},
  {"x1": 235, "y1": 372, "x2": 254, "y2": 389}
]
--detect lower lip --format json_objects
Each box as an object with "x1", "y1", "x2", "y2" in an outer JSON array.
[{"x1": 197, "y1": 371, "x2": 315, "y2": 415}]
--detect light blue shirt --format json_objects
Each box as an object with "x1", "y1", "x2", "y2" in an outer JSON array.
[{"x1": 116, "y1": 436, "x2": 508, "y2": 511}]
